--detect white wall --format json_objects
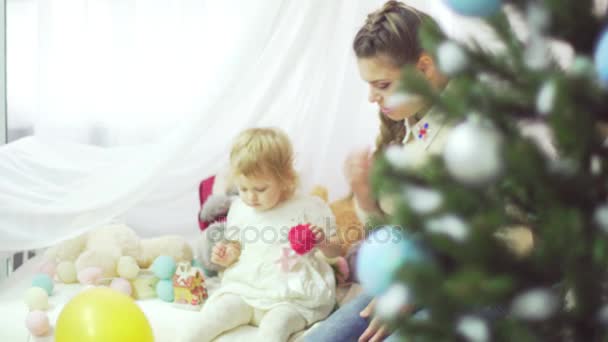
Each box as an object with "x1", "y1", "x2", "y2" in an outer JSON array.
[
  {"x1": 0, "y1": 0, "x2": 5, "y2": 145},
  {"x1": 0, "y1": 0, "x2": 7, "y2": 282}
]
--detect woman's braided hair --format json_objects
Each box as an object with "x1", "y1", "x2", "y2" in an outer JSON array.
[{"x1": 353, "y1": 1, "x2": 435, "y2": 152}]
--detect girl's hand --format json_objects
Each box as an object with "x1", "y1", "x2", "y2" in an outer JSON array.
[
  {"x1": 224, "y1": 242, "x2": 241, "y2": 265},
  {"x1": 211, "y1": 242, "x2": 241, "y2": 267},
  {"x1": 311, "y1": 225, "x2": 326, "y2": 245},
  {"x1": 311, "y1": 226, "x2": 343, "y2": 258},
  {"x1": 344, "y1": 149, "x2": 376, "y2": 211}
]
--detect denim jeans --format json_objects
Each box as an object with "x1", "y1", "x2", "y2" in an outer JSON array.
[
  {"x1": 304, "y1": 294, "x2": 406, "y2": 342},
  {"x1": 306, "y1": 290, "x2": 510, "y2": 341}
]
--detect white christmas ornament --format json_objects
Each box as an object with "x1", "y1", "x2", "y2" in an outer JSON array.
[
  {"x1": 386, "y1": 93, "x2": 422, "y2": 110},
  {"x1": 569, "y1": 56, "x2": 595, "y2": 77},
  {"x1": 437, "y1": 41, "x2": 469, "y2": 76},
  {"x1": 597, "y1": 305, "x2": 608, "y2": 324},
  {"x1": 376, "y1": 284, "x2": 412, "y2": 319},
  {"x1": 524, "y1": 35, "x2": 551, "y2": 70},
  {"x1": 548, "y1": 158, "x2": 579, "y2": 176},
  {"x1": 536, "y1": 81, "x2": 557, "y2": 115},
  {"x1": 385, "y1": 144, "x2": 426, "y2": 171},
  {"x1": 425, "y1": 214, "x2": 470, "y2": 242},
  {"x1": 443, "y1": 118, "x2": 503, "y2": 185},
  {"x1": 511, "y1": 288, "x2": 558, "y2": 320},
  {"x1": 594, "y1": 205, "x2": 608, "y2": 233},
  {"x1": 526, "y1": 2, "x2": 550, "y2": 32},
  {"x1": 404, "y1": 186, "x2": 443, "y2": 214},
  {"x1": 592, "y1": 155, "x2": 602, "y2": 175},
  {"x1": 457, "y1": 316, "x2": 490, "y2": 342}
]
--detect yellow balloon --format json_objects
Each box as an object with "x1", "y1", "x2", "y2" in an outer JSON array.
[{"x1": 55, "y1": 287, "x2": 154, "y2": 342}]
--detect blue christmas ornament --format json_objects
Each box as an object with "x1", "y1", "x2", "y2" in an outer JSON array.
[
  {"x1": 151, "y1": 255, "x2": 177, "y2": 280},
  {"x1": 156, "y1": 279, "x2": 174, "y2": 302},
  {"x1": 32, "y1": 273, "x2": 54, "y2": 296},
  {"x1": 595, "y1": 29, "x2": 608, "y2": 87},
  {"x1": 356, "y1": 226, "x2": 428, "y2": 296},
  {"x1": 444, "y1": 0, "x2": 502, "y2": 17}
]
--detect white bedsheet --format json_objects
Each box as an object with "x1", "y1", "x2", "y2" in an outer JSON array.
[{"x1": 0, "y1": 255, "x2": 357, "y2": 342}]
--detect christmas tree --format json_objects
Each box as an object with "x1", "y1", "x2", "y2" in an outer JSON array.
[{"x1": 361, "y1": 0, "x2": 608, "y2": 341}]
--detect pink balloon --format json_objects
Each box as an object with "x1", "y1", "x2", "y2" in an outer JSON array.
[
  {"x1": 38, "y1": 261, "x2": 57, "y2": 278},
  {"x1": 25, "y1": 311, "x2": 50, "y2": 337}
]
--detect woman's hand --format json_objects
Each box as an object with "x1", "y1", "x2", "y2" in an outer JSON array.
[
  {"x1": 358, "y1": 298, "x2": 414, "y2": 342},
  {"x1": 358, "y1": 299, "x2": 389, "y2": 342},
  {"x1": 344, "y1": 149, "x2": 377, "y2": 211}
]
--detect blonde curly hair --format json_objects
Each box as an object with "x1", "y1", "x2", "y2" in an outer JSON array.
[{"x1": 229, "y1": 127, "x2": 299, "y2": 199}]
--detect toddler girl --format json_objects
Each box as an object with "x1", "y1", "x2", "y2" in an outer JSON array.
[{"x1": 182, "y1": 127, "x2": 340, "y2": 342}]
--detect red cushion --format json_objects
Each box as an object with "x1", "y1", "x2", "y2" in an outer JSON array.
[{"x1": 199, "y1": 176, "x2": 216, "y2": 205}]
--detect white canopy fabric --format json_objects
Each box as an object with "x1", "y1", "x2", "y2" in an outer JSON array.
[{"x1": 0, "y1": 0, "x2": 574, "y2": 252}]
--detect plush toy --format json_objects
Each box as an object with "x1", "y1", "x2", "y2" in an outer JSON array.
[
  {"x1": 43, "y1": 223, "x2": 193, "y2": 279},
  {"x1": 327, "y1": 193, "x2": 365, "y2": 255},
  {"x1": 199, "y1": 193, "x2": 232, "y2": 231},
  {"x1": 196, "y1": 193, "x2": 235, "y2": 272}
]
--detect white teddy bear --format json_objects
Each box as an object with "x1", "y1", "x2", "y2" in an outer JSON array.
[{"x1": 44, "y1": 223, "x2": 193, "y2": 279}]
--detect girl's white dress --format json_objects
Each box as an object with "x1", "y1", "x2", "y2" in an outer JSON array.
[{"x1": 209, "y1": 194, "x2": 337, "y2": 325}]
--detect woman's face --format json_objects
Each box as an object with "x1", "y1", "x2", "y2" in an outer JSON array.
[{"x1": 357, "y1": 55, "x2": 428, "y2": 121}]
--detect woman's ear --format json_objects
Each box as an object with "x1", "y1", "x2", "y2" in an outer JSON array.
[
  {"x1": 415, "y1": 53, "x2": 437, "y2": 79},
  {"x1": 416, "y1": 52, "x2": 448, "y2": 87}
]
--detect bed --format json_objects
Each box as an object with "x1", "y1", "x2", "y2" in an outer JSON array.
[{"x1": 0, "y1": 251, "x2": 361, "y2": 342}]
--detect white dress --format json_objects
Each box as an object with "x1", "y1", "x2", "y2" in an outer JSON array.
[{"x1": 209, "y1": 194, "x2": 337, "y2": 325}]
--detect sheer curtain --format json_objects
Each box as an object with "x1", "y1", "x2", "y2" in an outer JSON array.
[
  {"x1": 2, "y1": 0, "x2": 565, "y2": 252},
  {"x1": 7, "y1": 0, "x2": 280, "y2": 145},
  {"x1": 3, "y1": 0, "x2": 389, "y2": 251}
]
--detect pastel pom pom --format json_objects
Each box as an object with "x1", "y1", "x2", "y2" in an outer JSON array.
[
  {"x1": 32, "y1": 274, "x2": 54, "y2": 296},
  {"x1": 288, "y1": 224, "x2": 316, "y2": 255},
  {"x1": 152, "y1": 256, "x2": 177, "y2": 280},
  {"x1": 156, "y1": 279, "x2": 174, "y2": 302},
  {"x1": 357, "y1": 226, "x2": 428, "y2": 296},
  {"x1": 38, "y1": 261, "x2": 57, "y2": 278},
  {"x1": 77, "y1": 267, "x2": 104, "y2": 285},
  {"x1": 56, "y1": 261, "x2": 77, "y2": 284},
  {"x1": 117, "y1": 256, "x2": 140, "y2": 280},
  {"x1": 24, "y1": 287, "x2": 49, "y2": 311},
  {"x1": 25, "y1": 311, "x2": 50, "y2": 337},
  {"x1": 110, "y1": 278, "x2": 133, "y2": 297}
]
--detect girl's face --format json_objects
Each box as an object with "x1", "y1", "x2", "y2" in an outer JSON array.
[
  {"x1": 357, "y1": 54, "x2": 438, "y2": 121},
  {"x1": 235, "y1": 173, "x2": 283, "y2": 211}
]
